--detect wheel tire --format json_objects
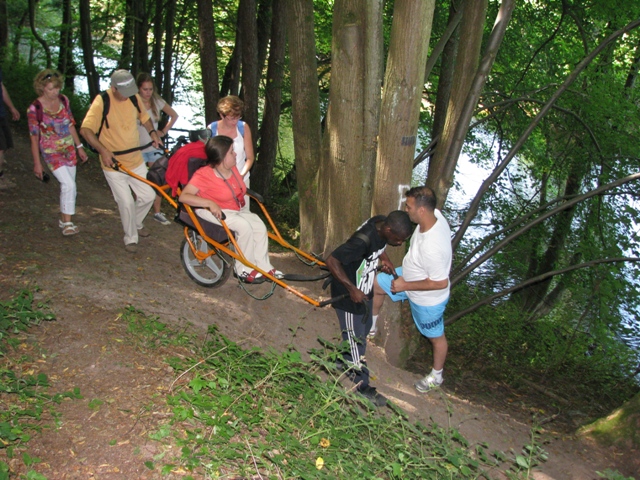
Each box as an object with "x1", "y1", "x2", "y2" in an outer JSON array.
[{"x1": 180, "y1": 234, "x2": 231, "y2": 288}]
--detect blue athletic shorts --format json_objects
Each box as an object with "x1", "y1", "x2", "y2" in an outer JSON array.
[{"x1": 376, "y1": 267, "x2": 449, "y2": 338}]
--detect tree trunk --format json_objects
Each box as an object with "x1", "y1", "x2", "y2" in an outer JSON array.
[
  {"x1": 0, "y1": 0, "x2": 7, "y2": 62},
  {"x1": 196, "y1": 0, "x2": 219, "y2": 124},
  {"x1": 256, "y1": 0, "x2": 272, "y2": 74},
  {"x1": 57, "y1": 0, "x2": 75, "y2": 91},
  {"x1": 239, "y1": 0, "x2": 259, "y2": 147},
  {"x1": 285, "y1": 0, "x2": 322, "y2": 252},
  {"x1": 426, "y1": 0, "x2": 488, "y2": 208},
  {"x1": 162, "y1": 0, "x2": 177, "y2": 102},
  {"x1": 429, "y1": 1, "x2": 463, "y2": 158},
  {"x1": 252, "y1": 0, "x2": 285, "y2": 199},
  {"x1": 132, "y1": 0, "x2": 149, "y2": 75},
  {"x1": 318, "y1": 0, "x2": 368, "y2": 255},
  {"x1": 79, "y1": 0, "x2": 99, "y2": 98},
  {"x1": 360, "y1": 0, "x2": 383, "y2": 221},
  {"x1": 372, "y1": 0, "x2": 435, "y2": 223},
  {"x1": 220, "y1": 27, "x2": 241, "y2": 98},
  {"x1": 151, "y1": 0, "x2": 164, "y2": 86},
  {"x1": 119, "y1": 0, "x2": 134, "y2": 70}
]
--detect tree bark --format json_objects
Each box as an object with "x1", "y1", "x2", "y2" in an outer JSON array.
[
  {"x1": 0, "y1": 0, "x2": 7, "y2": 62},
  {"x1": 162, "y1": 0, "x2": 177, "y2": 102},
  {"x1": 132, "y1": 0, "x2": 149, "y2": 75},
  {"x1": 196, "y1": 0, "x2": 219, "y2": 124},
  {"x1": 119, "y1": 0, "x2": 134, "y2": 70},
  {"x1": 79, "y1": 0, "x2": 99, "y2": 98},
  {"x1": 427, "y1": 0, "x2": 489, "y2": 208},
  {"x1": 57, "y1": 0, "x2": 75, "y2": 91},
  {"x1": 252, "y1": 0, "x2": 286, "y2": 199},
  {"x1": 239, "y1": 0, "x2": 259, "y2": 147},
  {"x1": 319, "y1": 0, "x2": 367, "y2": 255},
  {"x1": 284, "y1": 0, "x2": 322, "y2": 252},
  {"x1": 151, "y1": 0, "x2": 164, "y2": 87},
  {"x1": 372, "y1": 0, "x2": 435, "y2": 224}
]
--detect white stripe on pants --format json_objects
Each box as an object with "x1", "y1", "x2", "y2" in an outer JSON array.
[
  {"x1": 196, "y1": 208, "x2": 273, "y2": 274},
  {"x1": 51, "y1": 165, "x2": 77, "y2": 215},
  {"x1": 103, "y1": 163, "x2": 155, "y2": 245}
]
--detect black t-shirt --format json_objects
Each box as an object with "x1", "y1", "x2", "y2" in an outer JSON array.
[{"x1": 329, "y1": 215, "x2": 388, "y2": 314}]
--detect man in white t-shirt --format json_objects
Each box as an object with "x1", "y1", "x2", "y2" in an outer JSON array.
[{"x1": 372, "y1": 186, "x2": 453, "y2": 392}]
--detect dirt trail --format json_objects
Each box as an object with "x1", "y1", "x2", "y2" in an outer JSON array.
[{"x1": 0, "y1": 129, "x2": 635, "y2": 479}]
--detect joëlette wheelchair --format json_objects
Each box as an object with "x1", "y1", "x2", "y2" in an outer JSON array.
[{"x1": 112, "y1": 131, "x2": 341, "y2": 307}]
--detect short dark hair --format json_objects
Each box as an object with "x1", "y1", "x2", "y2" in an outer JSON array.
[
  {"x1": 406, "y1": 186, "x2": 437, "y2": 211},
  {"x1": 204, "y1": 135, "x2": 234, "y2": 167},
  {"x1": 385, "y1": 210, "x2": 412, "y2": 238}
]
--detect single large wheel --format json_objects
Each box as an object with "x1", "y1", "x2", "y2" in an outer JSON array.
[{"x1": 180, "y1": 233, "x2": 231, "y2": 288}]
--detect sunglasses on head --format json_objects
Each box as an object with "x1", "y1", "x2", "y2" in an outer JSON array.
[{"x1": 43, "y1": 72, "x2": 60, "y2": 80}]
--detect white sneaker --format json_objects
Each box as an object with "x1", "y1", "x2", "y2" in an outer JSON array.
[
  {"x1": 153, "y1": 212, "x2": 171, "y2": 225},
  {"x1": 414, "y1": 374, "x2": 442, "y2": 392}
]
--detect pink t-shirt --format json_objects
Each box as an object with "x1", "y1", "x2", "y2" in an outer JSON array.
[{"x1": 188, "y1": 166, "x2": 246, "y2": 211}]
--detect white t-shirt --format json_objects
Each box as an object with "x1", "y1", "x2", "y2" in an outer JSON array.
[{"x1": 402, "y1": 209, "x2": 452, "y2": 306}]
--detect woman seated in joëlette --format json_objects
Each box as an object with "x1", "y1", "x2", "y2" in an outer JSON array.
[{"x1": 178, "y1": 135, "x2": 282, "y2": 284}]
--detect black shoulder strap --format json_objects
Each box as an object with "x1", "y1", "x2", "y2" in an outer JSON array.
[
  {"x1": 129, "y1": 94, "x2": 140, "y2": 113},
  {"x1": 96, "y1": 91, "x2": 110, "y2": 138}
]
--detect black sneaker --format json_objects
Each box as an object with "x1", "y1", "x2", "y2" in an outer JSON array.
[{"x1": 358, "y1": 385, "x2": 387, "y2": 407}]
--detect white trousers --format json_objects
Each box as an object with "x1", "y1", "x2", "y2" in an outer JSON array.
[
  {"x1": 103, "y1": 163, "x2": 155, "y2": 245},
  {"x1": 196, "y1": 208, "x2": 273, "y2": 274},
  {"x1": 51, "y1": 165, "x2": 77, "y2": 215}
]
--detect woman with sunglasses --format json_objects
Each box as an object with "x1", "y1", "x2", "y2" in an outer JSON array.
[
  {"x1": 179, "y1": 135, "x2": 282, "y2": 284},
  {"x1": 27, "y1": 69, "x2": 88, "y2": 236}
]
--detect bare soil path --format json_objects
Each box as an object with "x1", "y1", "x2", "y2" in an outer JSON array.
[{"x1": 0, "y1": 129, "x2": 636, "y2": 479}]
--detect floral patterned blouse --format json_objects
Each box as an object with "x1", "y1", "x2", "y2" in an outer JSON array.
[{"x1": 27, "y1": 96, "x2": 77, "y2": 170}]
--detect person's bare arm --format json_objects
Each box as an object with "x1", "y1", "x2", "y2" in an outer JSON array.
[
  {"x1": 391, "y1": 276, "x2": 448, "y2": 294},
  {"x1": 178, "y1": 184, "x2": 223, "y2": 219},
  {"x1": 1, "y1": 83, "x2": 20, "y2": 121},
  {"x1": 240, "y1": 124, "x2": 254, "y2": 177}
]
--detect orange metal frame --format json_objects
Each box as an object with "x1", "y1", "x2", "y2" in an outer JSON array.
[{"x1": 114, "y1": 162, "x2": 330, "y2": 307}]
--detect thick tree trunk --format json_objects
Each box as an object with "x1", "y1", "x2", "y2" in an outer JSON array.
[
  {"x1": 79, "y1": 0, "x2": 99, "y2": 98},
  {"x1": 196, "y1": 0, "x2": 219, "y2": 124},
  {"x1": 284, "y1": 0, "x2": 322, "y2": 252},
  {"x1": 360, "y1": 0, "x2": 383, "y2": 221},
  {"x1": 372, "y1": 0, "x2": 435, "y2": 221},
  {"x1": 427, "y1": 0, "x2": 488, "y2": 208},
  {"x1": 319, "y1": 0, "x2": 368, "y2": 255},
  {"x1": 256, "y1": 0, "x2": 272, "y2": 74},
  {"x1": 220, "y1": 35, "x2": 241, "y2": 98},
  {"x1": 239, "y1": 0, "x2": 259, "y2": 146},
  {"x1": 370, "y1": 0, "x2": 435, "y2": 368},
  {"x1": 252, "y1": 0, "x2": 285, "y2": 199}
]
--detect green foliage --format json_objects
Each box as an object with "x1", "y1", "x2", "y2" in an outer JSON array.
[
  {"x1": 150, "y1": 325, "x2": 496, "y2": 478},
  {"x1": 122, "y1": 306, "x2": 193, "y2": 349}
]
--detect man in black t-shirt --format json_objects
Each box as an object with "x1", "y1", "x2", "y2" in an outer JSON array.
[{"x1": 326, "y1": 211, "x2": 412, "y2": 406}]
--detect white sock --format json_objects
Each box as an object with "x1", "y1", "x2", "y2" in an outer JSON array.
[
  {"x1": 371, "y1": 315, "x2": 379, "y2": 332},
  {"x1": 431, "y1": 368, "x2": 443, "y2": 382}
]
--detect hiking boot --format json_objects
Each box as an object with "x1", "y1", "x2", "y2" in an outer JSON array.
[
  {"x1": 414, "y1": 374, "x2": 442, "y2": 392},
  {"x1": 138, "y1": 227, "x2": 151, "y2": 237},
  {"x1": 358, "y1": 385, "x2": 387, "y2": 407},
  {"x1": 124, "y1": 243, "x2": 138, "y2": 253},
  {"x1": 153, "y1": 212, "x2": 171, "y2": 225}
]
